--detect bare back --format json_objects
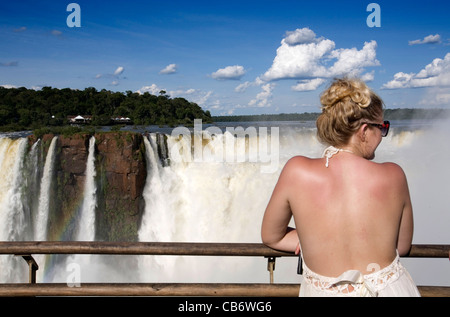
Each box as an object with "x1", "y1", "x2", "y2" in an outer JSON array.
[{"x1": 268, "y1": 152, "x2": 413, "y2": 277}]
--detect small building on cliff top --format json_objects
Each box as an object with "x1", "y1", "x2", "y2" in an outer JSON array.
[
  {"x1": 68, "y1": 115, "x2": 132, "y2": 125},
  {"x1": 68, "y1": 115, "x2": 93, "y2": 124}
]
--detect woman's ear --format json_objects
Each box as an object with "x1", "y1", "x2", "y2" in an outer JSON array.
[{"x1": 358, "y1": 123, "x2": 369, "y2": 142}]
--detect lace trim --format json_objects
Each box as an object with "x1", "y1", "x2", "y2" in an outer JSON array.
[
  {"x1": 302, "y1": 254, "x2": 404, "y2": 297},
  {"x1": 322, "y1": 146, "x2": 353, "y2": 168}
]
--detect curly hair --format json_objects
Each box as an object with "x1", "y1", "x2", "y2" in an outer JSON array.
[{"x1": 316, "y1": 77, "x2": 384, "y2": 146}]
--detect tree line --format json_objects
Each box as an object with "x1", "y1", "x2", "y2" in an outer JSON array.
[
  {"x1": 213, "y1": 108, "x2": 450, "y2": 122},
  {"x1": 0, "y1": 86, "x2": 212, "y2": 131},
  {"x1": 1, "y1": 86, "x2": 448, "y2": 132}
]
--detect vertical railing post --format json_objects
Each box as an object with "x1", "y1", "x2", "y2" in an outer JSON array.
[
  {"x1": 17, "y1": 255, "x2": 39, "y2": 284},
  {"x1": 266, "y1": 257, "x2": 276, "y2": 284}
]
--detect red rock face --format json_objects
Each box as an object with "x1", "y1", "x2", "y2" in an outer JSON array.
[
  {"x1": 94, "y1": 132, "x2": 147, "y2": 241},
  {"x1": 95, "y1": 132, "x2": 146, "y2": 201},
  {"x1": 34, "y1": 132, "x2": 147, "y2": 241}
]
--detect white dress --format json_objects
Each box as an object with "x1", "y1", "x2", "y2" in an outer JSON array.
[{"x1": 299, "y1": 252, "x2": 421, "y2": 297}]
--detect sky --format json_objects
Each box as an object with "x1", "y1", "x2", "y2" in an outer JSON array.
[{"x1": 1, "y1": 0, "x2": 449, "y2": 116}]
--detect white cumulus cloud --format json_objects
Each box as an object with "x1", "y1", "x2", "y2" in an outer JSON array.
[
  {"x1": 159, "y1": 64, "x2": 177, "y2": 75},
  {"x1": 136, "y1": 84, "x2": 162, "y2": 95},
  {"x1": 242, "y1": 27, "x2": 380, "y2": 109},
  {"x1": 382, "y1": 53, "x2": 450, "y2": 89},
  {"x1": 211, "y1": 65, "x2": 246, "y2": 80},
  {"x1": 261, "y1": 28, "x2": 380, "y2": 85},
  {"x1": 409, "y1": 34, "x2": 441, "y2": 45},
  {"x1": 419, "y1": 87, "x2": 450, "y2": 106},
  {"x1": 136, "y1": 84, "x2": 213, "y2": 106},
  {"x1": 96, "y1": 66, "x2": 125, "y2": 85},
  {"x1": 234, "y1": 81, "x2": 251, "y2": 93},
  {"x1": 113, "y1": 66, "x2": 124, "y2": 76},
  {"x1": 291, "y1": 78, "x2": 326, "y2": 92},
  {"x1": 0, "y1": 84, "x2": 18, "y2": 89},
  {"x1": 328, "y1": 41, "x2": 379, "y2": 77},
  {"x1": 248, "y1": 83, "x2": 275, "y2": 107},
  {"x1": 284, "y1": 28, "x2": 319, "y2": 45}
]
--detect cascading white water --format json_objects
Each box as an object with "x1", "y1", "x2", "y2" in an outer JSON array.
[
  {"x1": 53, "y1": 136, "x2": 99, "y2": 286},
  {"x1": 138, "y1": 122, "x2": 450, "y2": 286},
  {"x1": 0, "y1": 138, "x2": 28, "y2": 241},
  {"x1": 76, "y1": 136, "x2": 97, "y2": 241},
  {"x1": 32, "y1": 136, "x2": 58, "y2": 283},
  {"x1": 138, "y1": 128, "x2": 320, "y2": 283},
  {"x1": 139, "y1": 135, "x2": 180, "y2": 280},
  {"x1": 0, "y1": 138, "x2": 28, "y2": 282},
  {"x1": 22, "y1": 140, "x2": 42, "y2": 240},
  {"x1": 34, "y1": 136, "x2": 58, "y2": 242}
]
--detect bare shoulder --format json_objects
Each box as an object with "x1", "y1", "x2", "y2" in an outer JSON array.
[
  {"x1": 276, "y1": 156, "x2": 306, "y2": 181},
  {"x1": 378, "y1": 161, "x2": 407, "y2": 177},
  {"x1": 282, "y1": 155, "x2": 316, "y2": 175},
  {"x1": 279, "y1": 155, "x2": 321, "y2": 185},
  {"x1": 285, "y1": 155, "x2": 312, "y2": 167},
  {"x1": 374, "y1": 161, "x2": 409, "y2": 186}
]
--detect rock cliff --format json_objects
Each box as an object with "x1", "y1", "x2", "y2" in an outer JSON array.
[
  {"x1": 95, "y1": 132, "x2": 147, "y2": 241},
  {"x1": 32, "y1": 132, "x2": 147, "y2": 241}
]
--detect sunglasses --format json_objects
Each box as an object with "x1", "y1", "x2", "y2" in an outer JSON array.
[{"x1": 366, "y1": 120, "x2": 390, "y2": 137}]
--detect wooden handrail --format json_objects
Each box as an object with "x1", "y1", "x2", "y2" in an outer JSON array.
[
  {"x1": 0, "y1": 242, "x2": 448, "y2": 297},
  {"x1": 409, "y1": 244, "x2": 450, "y2": 258},
  {"x1": 0, "y1": 241, "x2": 448, "y2": 257},
  {"x1": 0, "y1": 283, "x2": 448, "y2": 297},
  {"x1": 0, "y1": 241, "x2": 291, "y2": 257},
  {"x1": 0, "y1": 283, "x2": 300, "y2": 297}
]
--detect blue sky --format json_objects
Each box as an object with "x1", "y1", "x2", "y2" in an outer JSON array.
[{"x1": 1, "y1": 0, "x2": 449, "y2": 115}]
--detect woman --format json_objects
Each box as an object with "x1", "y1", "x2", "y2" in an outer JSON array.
[{"x1": 261, "y1": 78, "x2": 420, "y2": 297}]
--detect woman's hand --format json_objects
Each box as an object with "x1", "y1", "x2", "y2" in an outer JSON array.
[{"x1": 295, "y1": 242, "x2": 301, "y2": 255}]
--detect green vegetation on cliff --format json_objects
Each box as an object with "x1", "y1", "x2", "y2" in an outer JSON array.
[{"x1": 0, "y1": 86, "x2": 212, "y2": 131}]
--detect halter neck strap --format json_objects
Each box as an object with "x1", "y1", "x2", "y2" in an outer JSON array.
[{"x1": 322, "y1": 146, "x2": 353, "y2": 168}]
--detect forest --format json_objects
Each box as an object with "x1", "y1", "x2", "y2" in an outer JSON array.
[
  {"x1": 0, "y1": 86, "x2": 212, "y2": 132},
  {"x1": 1, "y1": 86, "x2": 449, "y2": 133},
  {"x1": 212, "y1": 108, "x2": 450, "y2": 122}
]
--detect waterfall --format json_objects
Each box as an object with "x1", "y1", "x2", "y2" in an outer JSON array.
[
  {"x1": 139, "y1": 135, "x2": 177, "y2": 280},
  {"x1": 0, "y1": 138, "x2": 27, "y2": 241},
  {"x1": 140, "y1": 135, "x2": 176, "y2": 242},
  {"x1": 22, "y1": 140, "x2": 42, "y2": 241},
  {"x1": 31, "y1": 136, "x2": 58, "y2": 282},
  {"x1": 75, "y1": 136, "x2": 97, "y2": 241},
  {"x1": 34, "y1": 136, "x2": 58, "y2": 242},
  {"x1": 54, "y1": 136, "x2": 99, "y2": 286},
  {"x1": 0, "y1": 138, "x2": 28, "y2": 282},
  {"x1": 0, "y1": 120, "x2": 449, "y2": 286},
  {"x1": 137, "y1": 122, "x2": 450, "y2": 285},
  {"x1": 138, "y1": 130, "x2": 300, "y2": 282}
]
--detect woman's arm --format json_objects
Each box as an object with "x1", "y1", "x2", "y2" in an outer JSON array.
[
  {"x1": 261, "y1": 158, "x2": 300, "y2": 253},
  {"x1": 384, "y1": 162, "x2": 414, "y2": 256},
  {"x1": 396, "y1": 166, "x2": 414, "y2": 256}
]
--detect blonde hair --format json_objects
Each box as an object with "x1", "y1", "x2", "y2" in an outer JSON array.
[{"x1": 316, "y1": 78, "x2": 384, "y2": 146}]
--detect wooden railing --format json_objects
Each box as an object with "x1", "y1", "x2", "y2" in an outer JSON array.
[{"x1": 0, "y1": 242, "x2": 448, "y2": 297}]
